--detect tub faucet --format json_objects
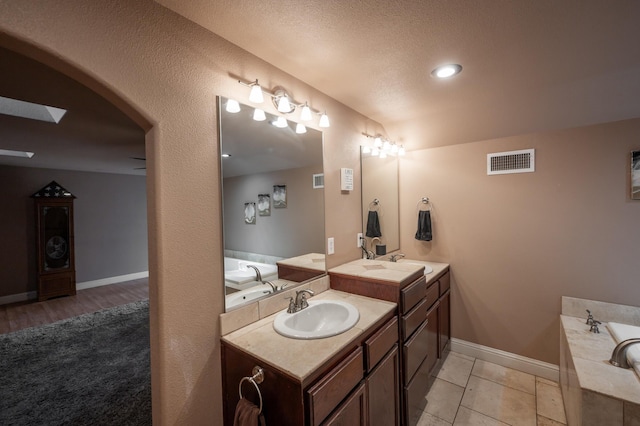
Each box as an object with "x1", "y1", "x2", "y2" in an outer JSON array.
[
  {"x1": 389, "y1": 253, "x2": 405, "y2": 262},
  {"x1": 609, "y1": 338, "x2": 640, "y2": 368},
  {"x1": 246, "y1": 265, "x2": 262, "y2": 282}
]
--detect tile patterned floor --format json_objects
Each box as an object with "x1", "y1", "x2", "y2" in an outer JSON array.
[{"x1": 416, "y1": 352, "x2": 567, "y2": 426}]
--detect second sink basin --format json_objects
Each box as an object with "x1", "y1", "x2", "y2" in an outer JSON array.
[{"x1": 273, "y1": 299, "x2": 360, "y2": 339}]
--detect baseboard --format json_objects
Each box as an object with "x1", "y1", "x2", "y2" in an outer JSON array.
[
  {"x1": 0, "y1": 291, "x2": 38, "y2": 305},
  {"x1": 0, "y1": 272, "x2": 149, "y2": 305},
  {"x1": 450, "y1": 338, "x2": 559, "y2": 382},
  {"x1": 76, "y1": 271, "x2": 149, "y2": 290}
]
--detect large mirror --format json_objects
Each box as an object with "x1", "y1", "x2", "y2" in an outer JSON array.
[
  {"x1": 361, "y1": 148, "x2": 400, "y2": 257},
  {"x1": 219, "y1": 97, "x2": 326, "y2": 311}
]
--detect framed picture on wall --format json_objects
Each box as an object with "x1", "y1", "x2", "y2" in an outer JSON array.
[
  {"x1": 244, "y1": 202, "x2": 256, "y2": 224},
  {"x1": 258, "y1": 194, "x2": 271, "y2": 216},
  {"x1": 633, "y1": 151, "x2": 640, "y2": 200},
  {"x1": 273, "y1": 185, "x2": 287, "y2": 208}
]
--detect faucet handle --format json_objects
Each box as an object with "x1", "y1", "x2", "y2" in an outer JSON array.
[
  {"x1": 286, "y1": 297, "x2": 296, "y2": 313},
  {"x1": 586, "y1": 309, "x2": 594, "y2": 325},
  {"x1": 590, "y1": 320, "x2": 601, "y2": 334}
]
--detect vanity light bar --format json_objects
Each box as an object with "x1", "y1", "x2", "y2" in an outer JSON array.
[
  {"x1": 237, "y1": 78, "x2": 330, "y2": 127},
  {"x1": 361, "y1": 132, "x2": 405, "y2": 157}
]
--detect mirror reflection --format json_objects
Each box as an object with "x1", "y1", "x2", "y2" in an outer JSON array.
[
  {"x1": 360, "y1": 147, "x2": 400, "y2": 257},
  {"x1": 219, "y1": 97, "x2": 326, "y2": 311}
]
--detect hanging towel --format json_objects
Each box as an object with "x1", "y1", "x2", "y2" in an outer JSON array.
[
  {"x1": 415, "y1": 210, "x2": 433, "y2": 241},
  {"x1": 233, "y1": 398, "x2": 266, "y2": 426},
  {"x1": 365, "y1": 210, "x2": 382, "y2": 237}
]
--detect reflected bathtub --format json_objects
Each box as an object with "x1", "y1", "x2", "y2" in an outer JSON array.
[{"x1": 224, "y1": 257, "x2": 278, "y2": 291}]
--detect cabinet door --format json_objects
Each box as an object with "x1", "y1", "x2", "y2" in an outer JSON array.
[
  {"x1": 439, "y1": 291, "x2": 450, "y2": 356},
  {"x1": 367, "y1": 345, "x2": 400, "y2": 426},
  {"x1": 322, "y1": 382, "x2": 367, "y2": 426},
  {"x1": 426, "y1": 303, "x2": 439, "y2": 374}
]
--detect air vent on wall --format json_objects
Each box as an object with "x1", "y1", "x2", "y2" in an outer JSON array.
[
  {"x1": 313, "y1": 173, "x2": 324, "y2": 189},
  {"x1": 487, "y1": 149, "x2": 535, "y2": 175}
]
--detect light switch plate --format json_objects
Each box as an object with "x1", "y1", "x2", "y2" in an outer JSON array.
[
  {"x1": 357, "y1": 233, "x2": 363, "y2": 247},
  {"x1": 327, "y1": 237, "x2": 335, "y2": 255}
]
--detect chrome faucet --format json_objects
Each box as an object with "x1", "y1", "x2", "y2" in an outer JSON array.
[
  {"x1": 287, "y1": 289, "x2": 315, "y2": 313},
  {"x1": 609, "y1": 338, "x2": 640, "y2": 368},
  {"x1": 246, "y1": 265, "x2": 262, "y2": 282},
  {"x1": 359, "y1": 237, "x2": 375, "y2": 259},
  {"x1": 389, "y1": 253, "x2": 405, "y2": 262}
]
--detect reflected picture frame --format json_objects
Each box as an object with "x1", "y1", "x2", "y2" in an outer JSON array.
[
  {"x1": 244, "y1": 202, "x2": 256, "y2": 224},
  {"x1": 258, "y1": 194, "x2": 271, "y2": 216},
  {"x1": 632, "y1": 151, "x2": 640, "y2": 200},
  {"x1": 273, "y1": 184, "x2": 287, "y2": 208}
]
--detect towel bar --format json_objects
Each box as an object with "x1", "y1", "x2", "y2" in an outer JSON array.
[
  {"x1": 239, "y1": 366, "x2": 264, "y2": 414},
  {"x1": 416, "y1": 197, "x2": 431, "y2": 211}
]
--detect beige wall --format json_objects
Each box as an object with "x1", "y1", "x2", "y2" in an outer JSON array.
[
  {"x1": 399, "y1": 118, "x2": 640, "y2": 364},
  {"x1": 0, "y1": 1, "x2": 375, "y2": 424}
]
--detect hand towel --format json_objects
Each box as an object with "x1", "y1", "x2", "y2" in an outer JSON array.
[
  {"x1": 233, "y1": 398, "x2": 266, "y2": 426},
  {"x1": 366, "y1": 210, "x2": 382, "y2": 237},
  {"x1": 415, "y1": 210, "x2": 432, "y2": 241}
]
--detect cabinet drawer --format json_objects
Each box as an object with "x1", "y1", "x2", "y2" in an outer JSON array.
[
  {"x1": 321, "y1": 382, "x2": 367, "y2": 426},
  {"x1": 364, "y1": 317, "x2": 398, "y2": 372},
  {"x1": 400, "y1": 276, "x2": 426, "y2": 314},
  {"x1": 425, "y1": 281, "x2": 439, "y2": 311},
  {"x1": 401, "y1": 298, "x2": 427, "y2": 341},
  {"x1": 439, "y1": 271, "x2": 450, "y2": 296},
  {"x1": 402, "y1": 318, "x2": 430, "y2": 385},
  {"x1": 404, "y1": 354, "x2": 435, "y2": 426},
  {"x1": 307, "y1": 347, "x2": 364, "y2": 426}
]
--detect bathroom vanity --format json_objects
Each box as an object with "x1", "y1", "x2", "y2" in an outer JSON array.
[
  {"x1": 328, "y1": 259, "x2": 450, "y2": 426},
  {"x1": 221, "y1": 290, "x2": 399, "y2": 425}
]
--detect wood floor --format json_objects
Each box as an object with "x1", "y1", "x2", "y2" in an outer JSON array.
[{"x1": 0, "y1": 278, "x2": 149, "y2": 334}]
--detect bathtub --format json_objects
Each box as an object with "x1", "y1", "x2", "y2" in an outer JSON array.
[
  {"x1": 607, "y1": 322, "x2": 640, "y2": 378},
  {"x1": 224, "y1": 257, "x2": 278, "y2": 290},
  {"x1": 226, "y1": 284, "x2": 274, "y2": 309}
]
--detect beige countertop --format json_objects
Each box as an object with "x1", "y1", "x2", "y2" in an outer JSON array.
[
  {"x1": 222, "y1": 289, "x2": 396, "y2": 383},
  {"x1": 276, "y1": 252, "x2": 326, "y2": 271},
  {"x1": 329, "y1": 258, "x2": 449, "y2": 285},
  {"x1": 561, "y1": 315, "x2": 640, "y2": 405}
]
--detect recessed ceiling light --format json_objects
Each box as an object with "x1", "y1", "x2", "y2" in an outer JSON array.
[
  {"x1": 0, "y1": 149, "x2": 35, "y2": 158},
  {"x1": 0, "y1": 96, "x2": 67, "y2": 123},
  {"x1": 431, "y1": 64, "x2": 462, "y2": 79}
]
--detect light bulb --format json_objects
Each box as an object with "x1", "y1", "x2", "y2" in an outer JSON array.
[
  {"x1": 253, "y1": 108, "x2": 266, "y2": 121},
  {"x1": 277, "y1": 95, "x2": 291, "y2": 113},
  {"x1": 374, "y1": 136, "x2": 382, "y2": 147},
  {"x1": 398, "y1": 145, "x2": 406, "y2": 156},
  {"x1": 249, "y1": 83, "x2": 264, "y2": 103},
  {"x1": 362, "y1": 145, "x2": 371, "y2": 154},
  {"x1": 432, "y1": 64, "x2": 463, "y2": 79},
  {"x1": 226, "y1": 99, "x2": 241, "y2": 113},
  {"x1": 371, "y1": 147, "x2": 380, "y2": 156},
  {"x1": 382, "y1": 140, "x2": 391, "y2": 151},
  {"x1": 273, "y1": 116, "x2": 288, "y2": 128},
  {"x1": 391, "y1": 144, "x2": 399, "y2": 154},
  {"x1": 295, "y1": 123, "x2": 307, "y2": 134},
  {"x1": 300, "y1": 104, "x2": 312, "y2": 121},
  {"x1": 319, "y1": 112, "x2": 330, "y2": 128}
]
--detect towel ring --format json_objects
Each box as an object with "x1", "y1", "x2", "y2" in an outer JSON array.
[
  {"x1": 369, "y1": 198, "x2": 380, "y2": 211},
  {"x1": 239, "y1": 366, "x2": 264, "y2": 414},
  {"x1": 416, "y1": 197, "x2": 431, "y2": 212}
]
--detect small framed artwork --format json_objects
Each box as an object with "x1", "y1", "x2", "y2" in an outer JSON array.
[
  {"x1": 273, "y1": 184, "x2": 287, "y2": 208},
  {"x1": 632, "y1": 151, "x2": 640, "y2": 200},
  {"x1": 244, "y1": 202, "x2": 256, "y2": 224},
  {"x1": 258, "y1": 194, "x2": 271, "y2": 216}
]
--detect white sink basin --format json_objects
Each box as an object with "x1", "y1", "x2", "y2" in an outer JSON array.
[
  {"x1": 273, "y1": 300, "x2": 360, "y2": 339},
  {"x1": 396, "y1": 259, "x2": 433, "y2": 274}
]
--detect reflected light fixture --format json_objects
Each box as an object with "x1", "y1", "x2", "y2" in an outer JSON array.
[
  {"x1": 300, "y1": 103, "x2": 312, "y2": 121},
  {"x1": 318, "y1": 112, "x2": 330, "y2": 128},
  {"x1": 361, "y1": 132, "x2": 406, "y2": 159},
  {"x1": 362, "y1": 146, "x2": 371, "y2": 154},
  {"x1": 249, "y1": 80, "x2": 264, "y2": 103},
  {"x1": 431, "y1": 64, "x2": 462, "y2": 79},
  {"x1": 253, "y1": 108, "x2": 266, "y2": 121},
  {"x1": 273, "y1": 116, "x2": 288, "y2": 128},
  {"x1": 226, "y1": 98, "x2": 241, "y2": 113},
  {"x1": 398, "y1": 146, "x2": 406, "y2": 156},
  {"x1": 295, "y1": 123, "x2": 307, "y2": 134}
]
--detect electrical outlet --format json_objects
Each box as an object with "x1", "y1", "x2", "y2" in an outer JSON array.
[
  {"x1": 327, "y1": 237, "x2": 335, "y2": 255},
  {"x1": 357, "y1": 233, "x2": 363, "y2": 247}
]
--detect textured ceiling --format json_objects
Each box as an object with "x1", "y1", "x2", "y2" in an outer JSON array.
[{"x1": 157, "y1": 0, "x2": 640, "y2": 149}]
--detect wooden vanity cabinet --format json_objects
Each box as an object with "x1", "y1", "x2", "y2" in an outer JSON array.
[
  {"x1": 221, "y1": 313, "x2": 398, "y2": 426},
  {"x1": 329, "y1": 266, "x2": 451, "y2": 426}
]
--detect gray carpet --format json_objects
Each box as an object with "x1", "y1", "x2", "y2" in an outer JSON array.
[{"x1": 0, "y1": 300, "x2": 151, "y2": 426}]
